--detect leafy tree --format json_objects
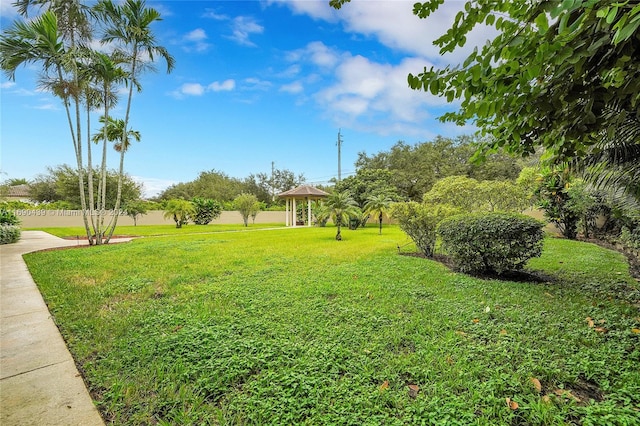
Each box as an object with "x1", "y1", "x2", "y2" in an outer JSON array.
[
  {"x1": 123, "y1": 199, "x2": 148, "y2": 226},
  {"x1": 364, "y1": 194, "x2": 393, "y2": 235},
  {"x1": 233, "y1": 193, "x2": 260, "y2": 227},
  {"x1": 325, "y1": 191, "x2": 359, "y2": 240},
  {"x1": 312, "y1": 201, "x2": 331, "y2": 227},
  {"x1": 30, "y1": 165, "x2": 141, "y2": 209},
  {"x1": 423, "y1": 175, "x2": 527, "y2": 213},
  {"x1": 163, "y1": 199, "x2": 194, "y2": 228},
  {"x1": 355, "y1": 137, "x2": 523, "y2": 201},
  {"x1": 331, "y1": 0, "x2": 640, "y2": 165},
  {"x1": 244, "y1": 168, "x2": 305, "y2": 206},
  {"x1": 334, "y1": 168, "x2": 399, "y2": 206},
  {"x1": 192, "y1": 197, "x2": 222, "y2": 225},
  {"x1": 159, "y1": 170, "x2": 244, "y2": 203},
  {"x1": 4, "y1": 178, "x2": 29, "y2": 186}
]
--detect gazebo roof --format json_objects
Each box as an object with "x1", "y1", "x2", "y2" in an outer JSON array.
[{"x1": 278, "y1": 185, "x2": 329, "y2": 198}]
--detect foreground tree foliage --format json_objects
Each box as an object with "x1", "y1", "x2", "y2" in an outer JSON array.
[
  {"x1": 332, "y1": 0, "x2": 640, "y2": 207},
  {"x1": 233, "y1": 193, "x2": 260, "y2": 227}
]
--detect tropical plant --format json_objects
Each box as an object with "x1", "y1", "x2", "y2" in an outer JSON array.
[
  {"x1": 311, "y1": 201, "x2": 330, "y2": 227},
  {"x1": 0, "y1": 10, "x2": 94, "y2": 240},
  {"x1": 123, "y1": 199, "x2": 148, "y2": 226},
  {"x1": 163, "y1": 199, "x2": 194, "y2": 228},
  {"x1": 191, "y1": 197, "x2": 222, "y2": 225},
  {"x1": 324, "y1": 191, "x2": 359, "y2": 240},
  {"x1": 233, "y1": 193, "x2": 260, "y2": 227},
  {"x1": 94, "y1": 0, "x2": 175, "y2": 241},
  {"x1": 0, "y1": 208, "x2": 20, "y2": 226},
  {"x1": 364, "y1": 194, "x2": 393, "y2": 235},
  {"x1": 536, "y1": 168, "x2": 580, "y2": 239}
]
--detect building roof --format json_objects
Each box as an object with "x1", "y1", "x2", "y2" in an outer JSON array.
[
  {"x1": 6, "y1": 184, "x2": 30, "y2": 198},
  {"x1": 278, "y1": 185, "x2": 329, "y2": 198}
]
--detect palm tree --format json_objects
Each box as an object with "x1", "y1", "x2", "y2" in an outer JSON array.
[
  {"x1": 364, "y1": 194, "x2": 393, "y2": 235},
  {"x1": 325, "y1": 191, "x2": 359, "y2": 240},
  {"x1": 80, "y1": 50, "x2": 127, "y2": 242},
  {"x1": 0, "y1": 10, "x2": 95, "y2": 241},
  {"x1": 94, "y1": 0, "x2": 175, "y2": 241},
  {"x1": 163, "y1": 199, "x2": 195, "y2": 228},
  {"x1": 571, "y1": 103, "x2": 640, "y2": 211}
]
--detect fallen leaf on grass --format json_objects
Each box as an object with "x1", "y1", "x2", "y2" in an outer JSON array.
[
  {"x1": 499, "y1": 329, "x2": 508, "y2": 335},
  {"x1": 484, "y1": 306, "x2": 491, "y2": 313},
  {"x1": 455, "y1": 331, "x2": 467, "y2": 336},
  {"x1": 379, "y1": 380, "x2": 389, "y2": 391},
  {"x1": 542, "y1": 395, "x2": 551, "y2": 404},
  {"x1": 445, "y1": 355, "x2": 454, "y2": 365},
  {"x1": 530, "y1": 377, "x2": 542, "y2": 393},
  {"x1": 632, "y1": 328, "x2": 640, "y2": 334},
  {"x1": 408, "y1": 384, "x2": 419, "y2": 398},
  {"x1": 586, "y1": 317, "x2": 594, "y2": 328},
  {"x1": 594, "y1": 327, "x2": 608, "y2": 333},
  {"x1": 505, "y1": 397, "x2": 519, "y2": 410},
  {"x1": 472, "y1": 318, "x2": 480, "y2": 323},
  {"x1": 544, "y1": 292, "x2": 554, "y2": 298}
]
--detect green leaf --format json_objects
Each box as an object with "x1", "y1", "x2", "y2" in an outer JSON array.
[{"x1": 534, "y1": 13, "x2": 549, "y2": 33}]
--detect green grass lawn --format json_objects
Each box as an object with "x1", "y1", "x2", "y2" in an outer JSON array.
[{"x1": 24, "y1": 226, "x2": 640, "y2": 425}]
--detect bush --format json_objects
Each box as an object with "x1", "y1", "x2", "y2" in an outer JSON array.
[
  {"x1": 390, "y1": 202, "x2": 461, "y2": 257},
  {"x1": 437, "y1": 212, "x2": 544, "y2": 275},
  {"x1": 0, "y1": 225, "x2": 21, "y2": 244},
  {"x1": 0, "y1": 208, "x2": 20, "y2": 225},
  {"x1": 192, "y1": 198, "x2": 222, "y2": 225}
]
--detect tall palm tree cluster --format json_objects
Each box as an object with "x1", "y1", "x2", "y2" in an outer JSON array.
[{"x1": 0, "y1": 0, "x2": 174, "y2": 244}]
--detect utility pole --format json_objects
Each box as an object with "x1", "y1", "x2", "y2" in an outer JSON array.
[{"x1": 336, "y1": 129, "x2": 343, "y2": 182}]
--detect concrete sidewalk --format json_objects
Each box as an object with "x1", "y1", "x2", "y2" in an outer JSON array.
[{"x1": 1, "y1": 231, "x2": 131, "y2": 425}]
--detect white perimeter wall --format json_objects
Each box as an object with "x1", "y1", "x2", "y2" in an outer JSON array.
[{"x1": 14, "y1": 210, "x2": 286, "y2": 228}]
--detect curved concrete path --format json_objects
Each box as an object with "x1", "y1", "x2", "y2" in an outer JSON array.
[{"x1": 1, "y1": 231, "x2": 130, "y2": 425}]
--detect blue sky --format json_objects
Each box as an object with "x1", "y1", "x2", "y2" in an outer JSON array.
[{"x1": 0, "y1": 1, "x2": 492, "y2": 196}]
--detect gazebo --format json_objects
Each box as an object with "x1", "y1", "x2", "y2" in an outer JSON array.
[{"x1": 278, "y1": 185, "x2": 329, "y2": 227}]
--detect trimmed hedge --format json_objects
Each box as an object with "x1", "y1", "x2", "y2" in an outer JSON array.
[
  {"x1": 437, "y1": 212, "x2": 544, "y2": 275},
  {"x1": 0, "y1": 225, "x2": 21, "y2": 244}
]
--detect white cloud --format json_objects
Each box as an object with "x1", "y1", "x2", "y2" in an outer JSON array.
[
  {"x1": 0, "y1": 81, "x2": 16, "y2": 89},
  {"x1": 266, "y1": 0, "x2": 337, "y2": 21},
  {"x1": 311, "y1": 54, "x2": 447, "y2": 135},
  {"x1": 227, "y1": 16, "x2": 264, "y2": 47},
  {"x1": 289, "y1": 41, "x2": 340, "y2": 69},
  {"x1": 182, "y1": 28, "x2": 210, "y2": 52},
  {"x1": 274, "y1": 1, "x2": 495, "y2": 65},
  {"x1": 181, "y1": 83, "x2": 206, "y2": 96},
  {"x1": 208, "y1": 79, "x2": 236, "y2": 92},
  {"x1": 280, "y1": 81, "x2": 303, "y2": 94},
  {"x1": 202, "y1": 8, "x2": 228, "y2": 20},
  {"x1": 0, "y1": 1, "x2": 18, "y2": 18},
  {"x1": 184, "y1": 28, "x2": 207, "y2": 42},
  {"x1": 171, "y1": 80, "x2": 236, "y2": 98}
]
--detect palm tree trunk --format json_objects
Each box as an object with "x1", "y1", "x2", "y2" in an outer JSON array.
[
  {"x1": 106, "y1": 47, "x2": 137, "y2": 243},
  {"x1": 57, "y1": 65, "x2": 92, "y2": 242},
  {"x1": 379, "y1": 213, "x2": 383, "y2": 235},
  {"x1": 86, "y1": 100, "x2": 97, "y2": 243}
]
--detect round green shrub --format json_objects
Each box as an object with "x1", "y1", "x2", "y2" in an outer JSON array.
[
  {"x1": 437, "y1": 212, "x2": 544, "y2": 275},
  {"x1": 0, "y1": 225, "x2": 21, "y2": 244},
  {"x1": 0, "y1": 208, "x2": 20, "y2": 226}
]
